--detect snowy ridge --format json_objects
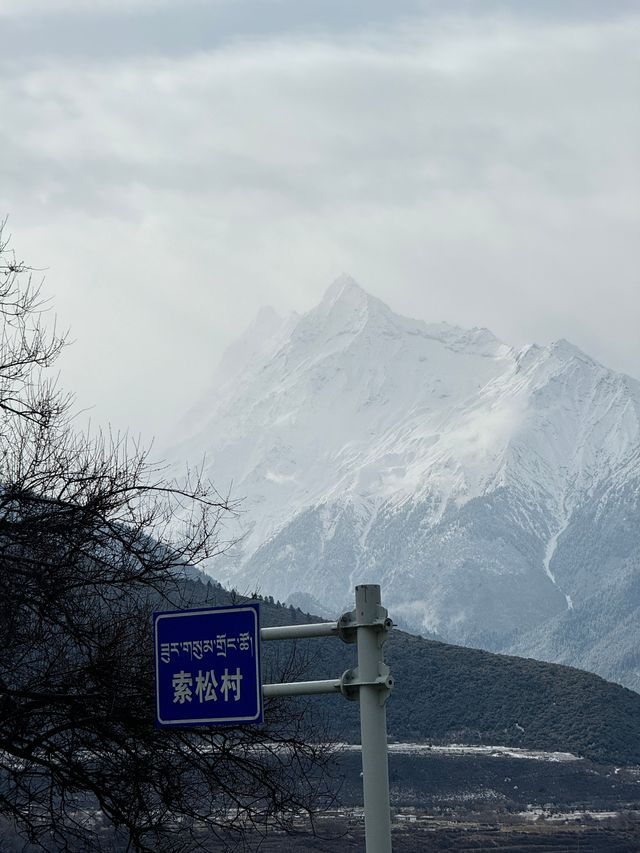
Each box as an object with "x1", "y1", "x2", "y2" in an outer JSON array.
[{"x1": 167, "y1": 277, "x2": 640, "y2": 689}]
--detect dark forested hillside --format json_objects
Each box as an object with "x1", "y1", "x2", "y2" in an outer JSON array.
[{"x1": 177, "y1": 578, "x2": 640, "y2": 766}]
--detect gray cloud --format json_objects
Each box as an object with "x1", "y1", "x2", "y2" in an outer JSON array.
[
  {"x1": 1, "y1": 5, "x2": 638, "y2": 443},
  {"x1": 1, "y1": 1, "x2": 636, "y2": 63}
]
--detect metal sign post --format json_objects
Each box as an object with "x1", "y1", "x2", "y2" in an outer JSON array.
[
  {"x1": 154, "y1": 585, "x2": 394, "y2": 852},
  {"x1": 352, "y1": 585, "x2": 393, "y2": 852},
  {"x1": 262, "y1": 584, "x2": 394, "y2": 853}
]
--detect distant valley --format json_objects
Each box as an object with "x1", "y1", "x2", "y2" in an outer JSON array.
[{"x1": 170, "y1": 578, "x2": 640, "y2": 851}]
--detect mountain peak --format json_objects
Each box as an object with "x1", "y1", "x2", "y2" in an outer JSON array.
[
  {"x1": 168, "y1": 280, "x2": 640, "y2": 695},
  {"x1": 321, "y1": 274, "x2": 368, "y2": 309},
  {"x1": 548, "y1": 338, "x2": 592, "y2": 364}
]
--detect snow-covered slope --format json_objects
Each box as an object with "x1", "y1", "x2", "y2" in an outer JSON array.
[{"x1": 168, "y1": 277, "x2": 640, "y2": 689}]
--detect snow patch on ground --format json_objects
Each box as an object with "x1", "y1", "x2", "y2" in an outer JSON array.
[{"x1": 339, "y1": 742, "x2": 581, "y2": 762}]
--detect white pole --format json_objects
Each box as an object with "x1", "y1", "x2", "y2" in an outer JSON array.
[
  {"x1": 355, "y1": 584, "x2": 392, "y2": 853},
  {"x1": 253, "y1": 585, "x2": 394, "y2": 851}
]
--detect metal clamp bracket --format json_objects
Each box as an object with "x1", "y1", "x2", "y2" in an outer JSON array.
[
  {"x1": 337, "y1": 607, "x2": 393, "y2": 645},
  {"x1": 340, "y1": 662, "x2": 394, "y2": 706}
]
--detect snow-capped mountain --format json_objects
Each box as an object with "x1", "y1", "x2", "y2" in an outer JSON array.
[{"x1": 168, "y1": 276, "x2": 640, "y2": 690}]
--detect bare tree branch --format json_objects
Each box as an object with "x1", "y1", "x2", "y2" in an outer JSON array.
[{"x1": 0, "y1": 223, "x2": 336, "y2": 852}]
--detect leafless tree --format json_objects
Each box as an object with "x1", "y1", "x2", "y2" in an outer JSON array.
[{"x1": 0, "y1": 223, "x2": 335, "y2": 852}]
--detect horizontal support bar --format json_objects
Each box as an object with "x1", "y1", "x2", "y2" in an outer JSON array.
[
  {"x1": 263, "y1": 679, "x2": 342, "y2": 698},
  {"x1": 260, "y1": 622, "x2": 339, "y2": 641}
]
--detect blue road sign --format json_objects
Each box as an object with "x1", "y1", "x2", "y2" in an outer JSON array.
[{"x1": 153, "y1": 604, "x2": 263, "y2": 727}]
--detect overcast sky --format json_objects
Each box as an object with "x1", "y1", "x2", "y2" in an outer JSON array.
[{"x1": 1, "y1": 0, "x2": 639, "y2": 446}]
